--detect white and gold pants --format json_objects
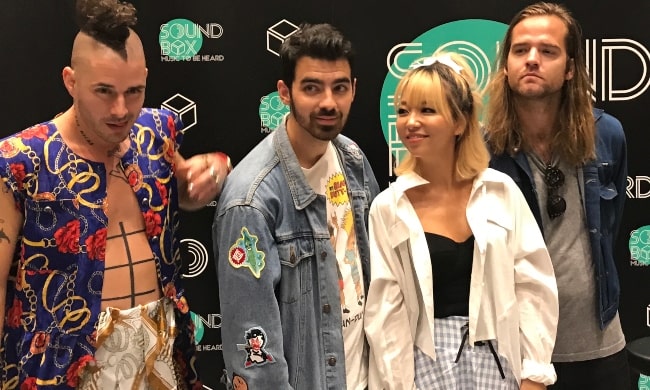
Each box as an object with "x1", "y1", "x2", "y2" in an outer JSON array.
[{"x1": 78, "y1": 297, "x2": 179, "y2": 389}]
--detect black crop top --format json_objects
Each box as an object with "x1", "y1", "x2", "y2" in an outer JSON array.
[{"x1": 424, "y1": 232, "x2": 474, "y2": 318}]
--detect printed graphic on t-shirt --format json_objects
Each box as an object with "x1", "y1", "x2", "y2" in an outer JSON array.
[
  {"x1": 302, "y1": 143, "x2": 368, "y2": 389},
  {"x1": 325, "y1": 173, "x2": 364, "y2": 324}
]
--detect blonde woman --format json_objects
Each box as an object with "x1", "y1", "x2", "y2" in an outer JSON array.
[{"x1": 364, "y1": 52, "x2": 558, "y2": 390}]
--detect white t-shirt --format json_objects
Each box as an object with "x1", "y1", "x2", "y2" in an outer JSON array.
[{"x1": 303, "y1": 142, "x2": 368, "y2": 390}]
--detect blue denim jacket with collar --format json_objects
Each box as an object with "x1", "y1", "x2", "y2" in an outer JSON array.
[
  {"x1": 489, "y1": 108, "x2": 627, "y2": 329},
  {"x1": 214, "y1": 118, "x2": 379, "y2": 389}
]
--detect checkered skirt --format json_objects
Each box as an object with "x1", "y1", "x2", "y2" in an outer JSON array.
[{"x1": 414, "y1": 316, "x2": 519, "y2": 390}]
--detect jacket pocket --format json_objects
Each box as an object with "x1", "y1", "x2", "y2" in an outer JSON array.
[
  {"x1": 277, "y1": 239, "x2": 314, "y2": 303},
  {"x1": 599, "y1": 182, "x2": 617, "y2": 201},
  {"x1": 598, "y1": 160, "x2": 618, "y2": 201},
  {"x1": 597, "y1": 162, "x2": 618, "y2": 233}
]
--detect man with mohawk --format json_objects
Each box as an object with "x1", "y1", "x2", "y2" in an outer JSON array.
[{"x1": 0, "y1": 0, "x2": 230, "y2": 388}]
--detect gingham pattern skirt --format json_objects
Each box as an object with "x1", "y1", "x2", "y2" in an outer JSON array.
[{"x1": 414, "y1": 316, "x2": 519, "y2": 390}]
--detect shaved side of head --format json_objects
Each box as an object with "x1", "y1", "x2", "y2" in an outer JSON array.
[
  {"x1": 71, "y1": 28, "x2": 145, "y2": 69},
  {"x1": 71, "y1": 0, "x2": 142, "y2": 67},
  {"x1": 59, "y1": 0, "x2": 147, "y2": 155},
  {"x1": 75, "y1": 0, "x2": 137, "y2": 57}
]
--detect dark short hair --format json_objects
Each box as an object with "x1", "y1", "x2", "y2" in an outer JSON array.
[{"x1": 279, "y1": 23, "x2": 355, "y2": 89}]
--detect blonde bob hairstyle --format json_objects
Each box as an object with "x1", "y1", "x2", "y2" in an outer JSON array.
[{"x1": 393, "y1": 51, "x2": 489, "y2": 180}]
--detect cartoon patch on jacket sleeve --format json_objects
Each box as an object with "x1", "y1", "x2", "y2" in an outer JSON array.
[
  {"x1": 237, "y1": 327, "x2": 275, "y2": 368},
  {"x1": 228, "y1": 227, "x2": 266, "y2": 278}
]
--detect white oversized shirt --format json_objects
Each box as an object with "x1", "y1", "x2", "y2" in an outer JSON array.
[{"x1": 364, "y1": 169, "x2": 559, "y2": 389}]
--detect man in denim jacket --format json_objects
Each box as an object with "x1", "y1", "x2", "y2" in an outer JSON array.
[
  {"x1": 484, "y1": 3, "x2": 630, "y2": 389},
  {"x1": 213, "y1": 23, "x2": 380, "y2": 390}
]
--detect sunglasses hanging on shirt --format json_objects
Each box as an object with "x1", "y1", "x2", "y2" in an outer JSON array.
[
  {"x1": 527, "y1": 152, "x2": 567, "y2": 220},
  {"x1": 544, "y1": 164, "x2": 566, "y2": 219}
]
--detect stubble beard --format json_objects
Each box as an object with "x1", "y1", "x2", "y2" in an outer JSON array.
[
  {"x1": 512, "y1": 84, "x2": 553, "y2": 101},
  {"x1": 290, "y1": 101, "x2": 345, "y2": 142},
  {"x1": 509, "y1": 76, "x2": 565, "y2": 101},
  {"x1": 76, "y1": 102, "x2": 133, "y2": 148}
]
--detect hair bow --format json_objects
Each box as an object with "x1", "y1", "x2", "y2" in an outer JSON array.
[{"x1": 408, "y1": 54, "x2": 463, "y2": 74}]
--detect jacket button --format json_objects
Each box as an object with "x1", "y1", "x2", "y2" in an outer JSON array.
[
  {"x1": 142, "y1": 197, "x2": 149, "y2": 205},
  {"x1": 323, "y1": 304, "x2": 331, "y2": 313},
  {"x1": 328, "y1": 357, "x2": 337, "y2": 366},
  {"x1": 321, "y1": 251, "x2": 327, "y2": 260}
]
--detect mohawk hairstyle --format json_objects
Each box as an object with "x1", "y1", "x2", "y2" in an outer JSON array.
[{"x1": 75, "y1": 0, "x2": 137, "y2": 59}]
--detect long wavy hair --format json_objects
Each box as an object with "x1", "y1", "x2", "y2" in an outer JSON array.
[
  {"x1": 485, "y1": 2, "x2": 596, "y2": 165},
  {"x1": 394, "y1": 51, "x2": 489, "y2": 180}
]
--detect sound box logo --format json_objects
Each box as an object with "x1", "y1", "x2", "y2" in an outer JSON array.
[
  {"x1": 159, "y1": 18, "x2": 224, "y2": 62},
  {"x1": 379, "y1": 19, "x2": 508, "y2": 175},
  {"x1": 629, "y1": 225, "x2": 650, "y2": 266},
  {"x1": 587, "y1": 39, "x2": 650, "y2": 102},
  {"x1": 191, "y1": 311, "x2": 223, "y2": 352},
  {"x1": 257, "y1": 20, "x2": 297, "y2": 133},
  {"x1": 259, "y1": 91, "x2": 289, "y2": 133},
  {"x1": 626, "y1": 176, "x2": 650, "y2": 199}
]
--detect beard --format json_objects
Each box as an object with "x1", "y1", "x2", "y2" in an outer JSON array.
[
  {"x1": 508, "y1": 76, "x2": 565, "y2": 101},
  {"x1": 290, "y1": 101, "x2": 346, "y2": 142}
]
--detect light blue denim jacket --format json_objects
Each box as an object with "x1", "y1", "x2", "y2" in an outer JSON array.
[
  {"x1": 489, "y1": 108, "x2": 627, "y2": 329},
  {"x1": 214, "y1": 119, "x2": 380, "y2": 389}
]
